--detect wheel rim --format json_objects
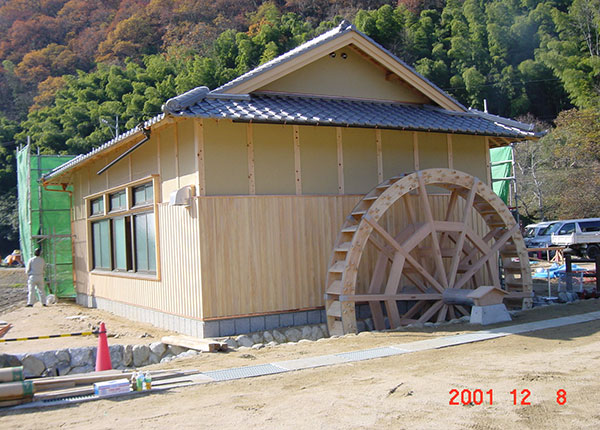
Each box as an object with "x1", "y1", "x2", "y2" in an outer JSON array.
[{"x1": 325, "y1": 169, "x2": 532, "y2": 335}]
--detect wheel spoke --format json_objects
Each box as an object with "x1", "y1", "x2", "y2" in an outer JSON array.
[
  {"x1": 364, "y1": 214, "x2": 445, "y2": 293},
  {"x1": 454, "y1": 224, "x2": 519, "y2": 290},
  {"x1": 417, "y1": 172, "x2": 448, "y2": 289},
  {"x1": 417, "y1": 300, "x2": 444, "y2": 323},
  {"x1": 447, "y1": 178, "x2": 478, "y2": 288},
  {"x1": 439, "y1": 189, "x2": 460, "y2": 247}
]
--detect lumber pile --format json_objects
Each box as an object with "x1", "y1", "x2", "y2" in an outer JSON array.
[
  {"x1": 0, "y1": 367, "x2": 199, "y2": 407},
  {"x1": 162, "y1": 335, "x2": 228, "y2": 352},
  {"x1": 0, "y1": 366, "x2": 33, "y2": 407}
]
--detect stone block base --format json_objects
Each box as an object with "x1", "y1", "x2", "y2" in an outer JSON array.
[{"x1": 470, "y1": 304, "x2": 512, "y2": 325}]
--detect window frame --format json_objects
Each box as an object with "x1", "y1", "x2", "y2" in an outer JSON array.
[{"x1": 85, "y1": 176, "x2": 159, "y2": 280}]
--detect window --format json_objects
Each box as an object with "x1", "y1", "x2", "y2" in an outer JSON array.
[
  {"x1": 558, "y1": 223, "x2": 575, "y2": 235},
  {"x1": 133, "y1": 183, "x2": 153, "y2": 207},
  {"x1": 134, "y1": 212, "x2": 156, "y2": 272},
  {"x1": 112, "y1": 217, "x2": 132, "y2": 271},
  {"x1": 580, "y1": 221, "x2": 600, "y2": 232},
  {"x1": 92, "y1": 220, "x2": 111, "y2": 269},
  {"x1": 109, "y1": 190, "x2": 127, "y2": 212},
  {"x1": 88, "y1": 179, "x2": 156, "y2": 275},
  {"x1": 90, "y1": 197, "x2": 104, "y2": 216}
]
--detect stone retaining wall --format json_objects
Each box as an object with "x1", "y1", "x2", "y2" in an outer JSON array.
[{"x1": 0, "y1": 323, "x2": 330, "y2": 377}]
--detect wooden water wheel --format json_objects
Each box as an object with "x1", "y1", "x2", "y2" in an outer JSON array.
[{"x1": 325, "y1": 169, "x2": 532, "y2": 336}]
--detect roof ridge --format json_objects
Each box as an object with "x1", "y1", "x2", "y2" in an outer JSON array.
[{"x1": 213, "y1": 21, "x2": 354, "y2": 94}]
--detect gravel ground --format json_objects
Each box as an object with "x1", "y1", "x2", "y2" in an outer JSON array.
[{"x1": 0, "y1": 268, "x2": 27, "y2": 314}]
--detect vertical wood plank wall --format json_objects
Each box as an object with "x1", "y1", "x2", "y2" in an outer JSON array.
[{"x1": 69, "y1": 117, "x2": 496, "y2": 321}]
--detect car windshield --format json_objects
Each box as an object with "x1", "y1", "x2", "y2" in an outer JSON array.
[
  {"x1": 540, "y1": 222, "x2": 560, "y2": 235},
  {"x1": 524, "y1": 227, "x2": 537, "y2": 238}
]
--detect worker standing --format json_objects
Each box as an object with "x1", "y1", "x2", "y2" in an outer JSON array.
[{"x1": 26, "y1": 248, "x2": 46, "y2": 307}]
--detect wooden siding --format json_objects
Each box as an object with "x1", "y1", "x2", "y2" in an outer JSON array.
[
  {"x1": 258, "y1": 47, "x2": 430, "y2": 104},
  {"x1": 197, "y1": 195, "x2": 361, "y2": 318},
  {"x1": 75, "y1": 201, "x2": 204, "y2": 319},
  {"x1": 196, "y1": 193, "x2": 490, "y2": 319}
]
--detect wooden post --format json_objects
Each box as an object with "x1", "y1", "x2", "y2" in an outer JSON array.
[
  {"x1": 375, "y1": 129, "x2": 383, "y2": 183},
  {"x1": 293, "y1": 125, "x2": 302, "y2": 195},
  {"x1": 174, "y1": 122, "x2": 180, "y2": 188},
  {"x1": 412, "y1": 132, "x2": 419, "y2": 170},
  {"x1": 485, "y1": 136, "x2": 492, "y2": 185},
  {"x1": 194, "y1": 119, "x2": 206, "y2": 196},
  {"x1": 336, "y1": 127, "x2": 344, "y2": 194},
  {"x1": 247, "y1": 123, "x2": 255, "y2": 195},
  {"x1": 565, "y1": 254, "x2": 572, "y2": 292},
  {"x1": 447, "y1": 134, "x2": 453, "y2": 169}
]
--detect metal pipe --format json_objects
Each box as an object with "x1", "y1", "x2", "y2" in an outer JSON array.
[{"x1": 97, "y1": 128, "x2": 151, "y2": 175}]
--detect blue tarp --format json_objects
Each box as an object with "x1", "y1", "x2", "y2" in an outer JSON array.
[{"x1": 532, "y1": 263, "x2": 586, "y2": 279}]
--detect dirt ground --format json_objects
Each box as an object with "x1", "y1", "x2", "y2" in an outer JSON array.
[{"x1": 2, "y1": 268, "x2": 600, "y2": 428}]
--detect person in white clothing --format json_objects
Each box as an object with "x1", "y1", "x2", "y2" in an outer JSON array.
[{"x1": 26, "y1": 248, "x2": 46, "y2": 307}]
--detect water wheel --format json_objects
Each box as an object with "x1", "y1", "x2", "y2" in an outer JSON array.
[{"x1": 325, "y1": 169, "x2": 532, "y2": 336}]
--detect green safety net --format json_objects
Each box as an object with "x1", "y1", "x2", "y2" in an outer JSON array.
[
  {"x1": 17, "y1": 145, "x2": 76, "y2": 298},
  {"x1": 490, "y1": 146, "x2": 512, "y2": 204}
]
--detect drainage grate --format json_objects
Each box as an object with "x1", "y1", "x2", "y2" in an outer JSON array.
[
  {"x1": 203, "y1": 364, "x2": 287, "y2": 381},
  {"x1": 335, "y1": 347, "x2": 406, "y2": 362}
]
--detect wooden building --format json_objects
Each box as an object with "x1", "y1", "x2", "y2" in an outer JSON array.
[{"x1": 43, "y1": 22, "x2": 537, "y2": 337}]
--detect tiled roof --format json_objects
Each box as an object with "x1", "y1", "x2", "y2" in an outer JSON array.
[
  {"x1": 43, "y1": 114, "x2": 165, "y2": 182},
  {"x1": 167, "y1": 92, "x2": 537, "y2": 138}
]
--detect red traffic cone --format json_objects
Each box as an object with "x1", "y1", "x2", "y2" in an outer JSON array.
[{"x1": 95, "y1": 322, "x2": 112, "y2": 372}]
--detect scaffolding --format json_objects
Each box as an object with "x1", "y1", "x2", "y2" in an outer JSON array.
[
  {"x1": 17, "y1": 144, "x2": 76, "y2": 298},
  {"x1": 490, "y1": 145, "x2": 519, "y2": 224}
]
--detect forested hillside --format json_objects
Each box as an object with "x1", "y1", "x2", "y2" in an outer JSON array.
[{"x1": 0, "y1": 0, "x2": 599, "y2": 252}]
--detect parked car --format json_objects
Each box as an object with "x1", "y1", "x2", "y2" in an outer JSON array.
[
  {"x1": 550, "y1": 218, "x2": 600, "y2": 259},
  {"x1": 523, "y1": 221, "x2": 554, "y2": 248}
]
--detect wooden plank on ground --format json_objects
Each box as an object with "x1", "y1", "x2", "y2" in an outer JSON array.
[
  {"x1": 0, "y1": 323, "x2": 12, "y2": 338},
  {"x1": 162, "y1": 335, "x2": 228, "y2": 352}
]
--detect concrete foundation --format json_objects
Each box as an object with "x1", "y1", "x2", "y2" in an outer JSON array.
[
  {"x1": 76, "y1": 293, "x2": 326, "y2": 338},
  {"x1": 470, "y1": 304, "x2": 512, "y2": 325}
]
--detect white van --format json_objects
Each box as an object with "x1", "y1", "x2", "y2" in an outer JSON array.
[
  {"x1": 523, "y1": 221, "x2": 554, "y2": 248},
  {"x1": 550, "y1": 218, "x2": 600, "y2": 259}
]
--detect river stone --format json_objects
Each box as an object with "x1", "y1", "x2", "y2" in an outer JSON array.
[
  {"x1": 148, "y1": 352, "x2": 161, "y2": 364},
  {"x1": 150, "y1": 342, "x2": 166, "y2": 357},
  {"x1": 109, "y1": 345, "x2": 124, "y2": 366},
  {"x1": 0, "y1": 354, "x2": 22, "y2": 368},
  {"x1": 69, "y1": 365, "x2": 94, "y2": 375},
  {"x1": 310, "y1": 325, "x2": 323, "y2": 340},
  {"x1": 224, "y1": 338, "x2": 238, "y2": 349},
  {"x1": 35, "y1": 351, "x2": 58, "y2": 369},
  {"x1": 69, "y1": 347, "x2": 93, "y2": 368},
  {"x1": 319, "y1": 323, "x2": 328, "y2": 334},
  {"x1": 160, "y1": 353, "x2": 175, "y2": 363},
  {"x1": 168, "y1": 345, "x2": 187, "y2": 356},
  {"x1": 284, "y1": 328, "x2": 301, "y2": 342},
  {"x1": 54, "y1": 349, "x2": 71, "y2": 375},
  {"x1": 132, "y1": 345, "x2": 150, "y2": 367},
  {"x1": 263, "y1": 331, "x2": 274, "y2": 343},
  {"x1": 235, "y1": 335, "x2": 254, "y2": 348},
  {"x1": 123, "y1": 345, "x2": 133, "y2": 366},
  {"x1": 177, "y1": 350, "x2": 199, "y2": 358},
  {"x1": 22, "y1": 354, "x2": 45, "y2": 377},
  {"x1": 272, "y1": 330, "x2": 286, "y2": 343},
  {"x1": 251, "y1": 333, "x2": 263, "y2": 344},
  {"x1": 301, "y1": 326, "x2": 312, "y2": 340}
]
